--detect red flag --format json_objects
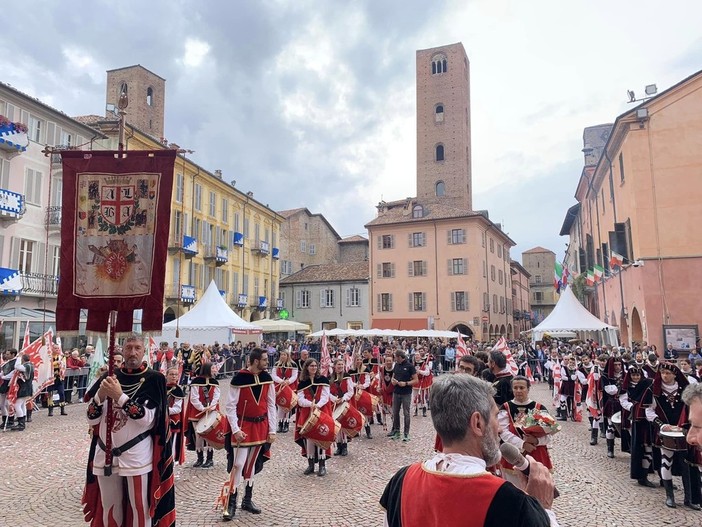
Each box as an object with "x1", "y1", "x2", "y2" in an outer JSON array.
[
  {"x1": 455, "y1": 333, "x2": 470, "y2": 370},
  {"x1": 148, "y1": 336, "x2": 159, "y2": 366},
  {"x1": 56, "y1": 150, "x2": 176, "y2": 335},
  {"x1": 525, "y1": 364, "x2": 535, "y2": 383},
  {"x1": 6, "y1": 371, "x2": 20, "y2": 415},
  {"x1": 493, "y1": 337, "x2": 518, "y2": 376},
  {"x1": 23, "y1": 329, "x2": 54, "y2": 390},
  {"x1": 320, "y1": 332, "x2": 331, "y2": 377},
  {"x1": 552, "y1": 362, "x2": 562, "y2": 408}
]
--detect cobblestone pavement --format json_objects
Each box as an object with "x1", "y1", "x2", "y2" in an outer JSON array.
[{"x1": 1, "y1": 382, "x2": 700, "y2": 526}]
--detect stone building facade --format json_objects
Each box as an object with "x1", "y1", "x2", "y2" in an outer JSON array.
[
  {"x1": 277, "y1": 208, "x2": 341, "y2": 278},
  {"x1": 522, "y1": 246, "x2": 558, "y2": 324}
]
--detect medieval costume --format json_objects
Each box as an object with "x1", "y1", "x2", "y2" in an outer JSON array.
[
  {"x1": 47, "y1": 348, "x2": 68, "y2": 417},
  {"x1": 186, "y1": 375, "x2": 220, "y2": 468},
  {"x1": 167, "y1": 382, "x2": 186, "y2": 465},
  {"x1": 584, "y1": 362, "x2": 604, "y2": 445},
  {"x1": 557, "y1": 360, "x2": 578, "y2": 421},
  {"x1": 11, "y1": 356, "x2": 34, "y2": 432},
  {"x1": 296, "y1": 373, "x2": 332, "y2": 476},
  {"x1": 0, "y1": 351, "x2": 18, "y2": 429},
  {"x1": 82, "y1": 365, "x2": 175, "y2": 527},
  {"x1": 348, "y1": 359, "x2": 373, "y2": 439},
  {"x1": 491, "y1": 369, "x2": 514, "y2": 407},
  {"x1": 602, "y1": 357, "x2": 628, "y2": 457},
  {"x1": 271, "y1": 359, "x2": 298, "y2": 433},
  {"x1": 222, "y1": 368, "x2": 276, "y2": 520},
  {"x1": 413, "y1": 353, "x2": 433, "y2": 418},
  {"x1": 329, "y1": 368, "x2": 355, "y2": 456}
]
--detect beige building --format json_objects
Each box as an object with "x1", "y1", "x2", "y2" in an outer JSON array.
[
  {"x1": 510, "y1": 261, "x2": 532, "y2": 337},
  {"x1": 366, "y1": 42, "x2": 516, "y2": 340},
  {"x1": 522, "y1": 247, "x2": 558, "y2": 324},
  {"x1": 561, "y1": 70, "x2": 702, "y2": 350}
]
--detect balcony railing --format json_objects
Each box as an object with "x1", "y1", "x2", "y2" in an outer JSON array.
[
  {"x1": 20, "y1": 272, "x2": 59, "y2": 296},
  {"x1": 45, "y1": 206, "x2": 62, "y2": 228},
  {"x1": 252, "y1": 240, "x2": 270, "y2": 255},
  {"x1": 165, "y1": 284, "x2": 196, "y2": 303},
  {"x1": 0, "y1": 188, "x2": 26, "y2": 222}
]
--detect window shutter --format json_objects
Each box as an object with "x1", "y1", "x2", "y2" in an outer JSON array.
[
  {"x1": 376, "y1": 264, "x2": 382, "y2": 278},
  {"x1": 422, "y1": 261, "x2": 427, "y2": 275},
  {"x1": 320, "y1": 290, "x2": 326, "y2": 308},
  {"x1": 377, "y1": 236, "x2": 381, "y2": 249},
  {"x1": 408, "y1": 293, "x2": 413, "y2": 312},
  {"x1": 37, "y1": 242, "x2": 46, "y2": 274},
  {"x1": 408, "y1": 233, "x2": 413, "y2": 247},
  {"x1": 46, "y1": 122, "x2": 56, "y2": 146},
  {"x1": 421, "y1": 233, "x2": 426, "y2": 246},
  {"x1": 391, "y1": 263, "x2": 395, "y2": 278},
  {"x1": 447, "y1": 259, "x2": 453, "y2": 276},
  {"x1": 390, "y1": 235, "x2": 394, "y2": 248},
  {"x1": 463, "y1": 258, "x2": 468, "y2": 274},
  {"x1": 447, "y1": 230, "x2": 452, "y2": 244},
  {"x1": 388, "y1": 294, "x2": 393, "y2": 311},
  {"x1": 422, "y1": 293, "x2": 427, "y2": 311},
  {"x1": 461, "y1": 229, "x2": 466, "y2": 243},
  {"x1": 377, "y1": 294, "x2": 381, "y2": 312},
  {"x1": 346, "y1": 288, "x2": 350, "y2": 306},
  {"x1": 408, "y1": 261, "x2": 414, "y2": 277},
  {"x1": 296, "y1": 290, "x2": 301, "y2": 308},
  {"x1": 34, "y1": 171, "x2": 42, "y2": 204},
  {"x1": 0, "y1": 159, "x2": 9, "y2": 188},
  {"x1": 330, "y1": 289, "x2": 334, "y2": 307},
  {"x1": 451, "y1": 292, "x2": 456, "y2": 311},
  {"x1": 10, "y1": 237, "x2": 20, "y2": 268}
]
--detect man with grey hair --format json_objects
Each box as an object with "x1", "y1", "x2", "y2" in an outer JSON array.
[
  {"x1": 683, "y1": 382, "x2": 702, "y2": 447},
  {"x1": 381, "y1": 374, "x2": 557, "y2": 526}
]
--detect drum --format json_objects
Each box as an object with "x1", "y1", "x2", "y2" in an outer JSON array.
[
  {"x1": 610, "y1": 412, "x2": 622, "y2": 437},
  {"x1": 195, "y1": 412, "x2": 231, "y2": 450},
  {"x1": 369, "y1": 378, "x2": 381, "y2": 397},
  {"x1": 354, "y1": 390, "x2": 379, "y2": 417},
  {"x1": 300, "y1": 407, "x2": 340, "y2": 449},
  {"x1": 333, "y1": 401, "x2": 365, "y2": 438},
  {"x1": 276, "y1": 384, "x2": 298, "y2": 410},
  {"x1": 659, "y1": 429, "x2": 688, "y2": 452}
]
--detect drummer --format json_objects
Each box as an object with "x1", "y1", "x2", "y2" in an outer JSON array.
[
  {"x1": 186, "y1": 363, "x2": 220, "y2": 469},
  {"x1": 296, "y1": 358, "x2": 332, "y2": 477},
  {"x1": 271, "y1": 349, "x2": 298, "y2": 434},
  {"x1": 619, "y1": 366, "x2": 656, "y2": 488},
  {"x1": 348, "y1": 355, "x2": 373, "y2": 439},
  {"x1": 378, "y1": 354, "x2": 395, "y2": 430},
  {"x1": 166, "y1": 367, "x2": 186, "y2": 465},
  {"x1": 362, "y1": 348, "x2": 383, "y2": 426},
  {"x1": 413, "y1": 348, "x2": 433, "y2": 418},
  {"x1": 329, "y1": 358, "x2": 355, "y2": 456}
]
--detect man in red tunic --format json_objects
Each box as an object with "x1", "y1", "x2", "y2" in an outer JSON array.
[
  {"x1": 381, "y1": 374, "x2": 556, "y2": 526},
  {"x1": 222, "y1": 348, "x2": 276, "y2": 521}
]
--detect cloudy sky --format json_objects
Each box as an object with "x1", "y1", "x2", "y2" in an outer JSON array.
[{"x1": 2, "y1": 0, "x2": 701, "y2": 261}]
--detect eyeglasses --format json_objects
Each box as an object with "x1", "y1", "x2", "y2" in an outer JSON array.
[{"x1": 458, "y1": 366, "x2": 473, "y2": 373}]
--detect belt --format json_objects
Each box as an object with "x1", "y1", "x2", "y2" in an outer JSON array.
[
  {"x1": 242, "y1": 414, "x2": 267, "y2": 423},
  {"x1": 97, "y1": 431, "x2": 150, "y2": 457}
]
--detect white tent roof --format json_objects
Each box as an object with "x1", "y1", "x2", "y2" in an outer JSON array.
[
  {"x1": 308, "y1": 328, "x2": 469, "y2": 339},
  {"x1": 255, "y1": 318, "x2": 310, "y2": 333},
  {"x1": 162, "y1": 281, "x2": 262, "y2": 334},
  {"x1": 530, "y1": 286, "x2": 618, "y2": 343}
]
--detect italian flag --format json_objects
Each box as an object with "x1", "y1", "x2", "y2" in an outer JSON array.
[
  {"x1": 586, "y1": 270, "x2": 595, "y2": 286},
  {"x1": 554, "y1": 262, "x2": 563, "y2": 291},
  {"x1": 593, "y1": 265, "x2": 604, "y2": 282},
  {"x1": 610, "y1": 251, "x2": 624, "y2": 268}
]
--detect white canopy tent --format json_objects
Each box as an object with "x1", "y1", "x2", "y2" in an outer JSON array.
[
  {"x1": 255, "y1": 318, "x2": 310, "y2": 333},
  {"x1": 527, "y1": 286, "x2": 619, "y2": 346},
  {"x1": 308, "y1": 328, "x2": 470, "y2": 339},
  {"x1": 157, "y1": 281, "x2": 262, "y2": 345}
]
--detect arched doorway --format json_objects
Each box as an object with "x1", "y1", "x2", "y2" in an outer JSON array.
[
  {"x1": 449, "y1": 323, "x2": 473, "y2": 340},
  {"x1": 620, "y1": 308, "x2": 630, "y2": 347},
  {"x1": 631, "y1": 307, "x2": 643, "y2": 345},
  {"x1": 250, "y1": 310, "x2": 263, "y2": 322},
  {"x1": 499, "y1": 324, "x2": 506, "y2": 337},
  {"x1": 489, "y1": 324, "x2": 494, "y2": 339},
  {"x1": 163, "y1": 307, "x2": 176, "y2": 324},
  {"x1": 507, "y1": 324, "x2": 513, "y2": 338}
]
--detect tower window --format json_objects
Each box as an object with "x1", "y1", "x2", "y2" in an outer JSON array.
[
  {"x1": 431, "y1": 54, "x2": 448, "y2": 75},
  {"x1": 147, "y1": 87, "x2": 154, "y2": 106},
  {"x1": 435, "y1": 144, "x2": 445, "y2": 162},
  {"x1": 435, "y1": 104, "x2": 444, "y2": 123},
  {"x1": 435, "y1": 181, "x2": 445, "y2": 196},
  {"x1": 119, "y1": 82, "x2": 128, "y2": 98}
]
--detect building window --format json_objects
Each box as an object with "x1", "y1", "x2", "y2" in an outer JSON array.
[
  {"x1": 498, "y1": 270, "x2": 503, "y2": 285},
  {"x1": 409, "y1": 260, "x2": 427, "y2": 277},
  {"x1": 321, "y1": 288, "x2": 334, "y2": 308},
  {"x1": 482, "y1": 231, "x2": 486, "y2": 247},
  {"x1": 24, "y1": 168, "x2": 42, "y2": 205},
  {"x1": 449, "y1": 258, "x2": 467, "y2": 275},
  {"x1": 435, "y1": 104, "x2": 444, "y2": 123},
  {"x1": 347, "y1": 287, "x2": 361, "y2": 307},
  {"x1": 435, "y1": 144, "x2": 445, "y2": 162},
  {"x1": 378, "y1": 293, "x2": 393, "y2": 312},
  {"x1": 535, "y1": 275, "x2": 542, "y2": 284},
  {"x1": 18, "y1": 239, "x2": 35, "y2": 273},
  {"x1": 497, "y1": 245, "x2": 502, "y2": 258},
  {"x1": 281, "y1": 260, "x2": 293, "y2": 274},
  {"x1": 194, "y1": 184, "x2": 202, "y2": 211},
  {"x1": 300, "y1": 240, "x2": 307, "y2": 253},
  {"x1": 534, "y1": 291, "x2": 543, "y2": 302},
  {"x1": 435, "y1": 181, "x2": 445, "y2": 196},
  {"x1": 209, "y1": 191, "x2": 216, "y2": 216},
  {"x1": 297, "y1": 290, "x2": 310, "y2": 308},
  {"x1": 409, "y1": 232, "x2": 426, "y2": 248},
  {"x1": 412, "y1": 205, "x2": 423, "y2": 219},
  {"x1": 378, "y1": 262, "x2": 395, "y2": 278},
  {"x1": 431, "y1": 54, "x2": 448, "y2": 75},
  {"x1": 452, "y1": 291, "x2": 468, "y2": 311},
  {"x1": 448, "y1": 228, "x2": 465, "y2": 244},
  {"x1": 491, "y1": 265, "x2": 496, "y2": 281},
  {"x1": 493, "y1": 294, "x2": 498, "y2": 313},
  {"x1": 483, "y1": 292, "x2": 490, "y2": 311},
  {"x1": 28, "y1": 115, "x2": 44, "y2": 143},
  {"x1": 483, "y1": 261, "x2": 487, "y2": 278},
  {"x1": 489, "y1": 238, "x2": 494, "y2": 253},
  {"x1": 146, "y1": 87, "x2": 154, "y2": 106},
  {"x1": 409, "y1": 292, "x2": 427, "y2": 312},
  {"x1": 380, "y1": 234, "x2": 394, "y2": 249},
  {"x1": 176, "y1": 173, "x2": 184, "y2": 203},
  {"x1": 119, "y1": 82, "x2": 128, "y2": 98},
  {"x1": 308, "y1": 243, "x2": 316, "y2": 255},
  {"x1": 619, "y1": 153, "x2": 625, "y2": 184}
]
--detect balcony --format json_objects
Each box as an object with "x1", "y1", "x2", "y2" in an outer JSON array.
[
  {"x1": 252, "y1": 240, "x2": 270, "y2": 256},
  {"x1": 20, "y1": 273, "x2": 59, "y2": 296},
  {"x1": 168, "y1": 235, "x2": 183, "y2": 252},
  {"x1": 204, "y1": 245, "x2": 228, "y2": 266},
  {"x1": 0, "y1": 120, "x2": 29, "y2": 153},
  {"x1": 45, "y1": 206, "x2": 62, "y2": 229},
  {"x1": 0, "y1": 188, "x2": 26, "y2": 223},
  {"x1": 165, "y1": 284, "x2": 196, "y2": 304}
]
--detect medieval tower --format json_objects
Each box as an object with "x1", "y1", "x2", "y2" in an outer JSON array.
[{"x1": 105, "y1": 65, "x2": 166, "y2": 139}]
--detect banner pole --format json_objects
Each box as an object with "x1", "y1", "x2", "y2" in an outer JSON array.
[{"x1": 104, "y1": 310, "x2": 117, "y2": 476}]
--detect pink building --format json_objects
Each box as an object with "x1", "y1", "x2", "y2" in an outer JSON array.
[{"x1": 561, "y1": 70, "x2": 702, "y2": 351}]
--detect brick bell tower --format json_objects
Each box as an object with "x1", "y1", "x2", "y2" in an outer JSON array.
[
  {"x1": 415, "y1": 43, "x2": 472, "y2": 211},
  {"x1": 105, "y1": 65, "x2": 166, "y2": 139}
]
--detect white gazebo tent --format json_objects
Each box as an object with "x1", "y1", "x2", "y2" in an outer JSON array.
[
  {"x1": 158, "y1": 281, "x2": 262, "y2": 345},
  {"x1": 255, "y1": 318, "x2": 310, "y2": 333},
  {"x1": 528, "y1": 286, "x2": 619, "y2": 346}
]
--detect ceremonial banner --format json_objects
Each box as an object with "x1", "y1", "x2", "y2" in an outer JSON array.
[
  {"x1": 320, "y1": 331, "x2": 331, "y2": 377},
  {"x1": 57, "y1": 150, "x2": 176, "y2": 335}
]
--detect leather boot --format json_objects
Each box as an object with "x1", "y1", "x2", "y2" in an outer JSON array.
[
  {"x1": 317, "y1": 459, "x2": 327, "y2": 477},
  {"x1": 26, "y1": 410, "x2": 32, "y2": 423},
  {"x1": 202, "y1": 449, "x2": 214, "y2": 468},
  {"x1": 590, "y1": 428, "x2": 598, "y2": 446},
  {"x1": 222, "y1": 490, "x2": 237, "y2": 521},
  {"x1": 48, "y1": 405, "x2": 54, "y2": 417},
  {"x1": 303, "y1": 458, "x2": 316, "y2": 475},
  {"x1": 606, "y1": 439, "x2": 615, "y2": 458},
  {"x1": 365, "y1": 424, "x2": 373, "y2": 439},
  {"x1": 369, "y1": 414, "x2": 374, "y2": 425},
  {"x1": 414, "y1": 407, "x2": 418, "y2": 417},
  {"x1": 277, "y1": 421, "x2": 284, "y2": 433},
  {"x1": 193, "y1": 450, "x2": 204, "y2": 468},
  {"x1": 422, "y1": 407, "x2": 427, "y2": 417},
  {"x1": 283, "y1": 421, "x2": 289, "y2": 433},
  {"x1": 60, "y1": 403, "x2": 68, "y2": 416},
  {"x1": 341, "y1": 443, "x2": 348, "y2": 456},
  {"x1": 599, "y1": 422, "x2": 606, "y2": 439},
  {"x1": 637, "y1": 476, "x2": 656, "y2": 488},
  {"x1": 376, "y1": 412, "x2": 383, "y2": 426},
  {"x1": 241, "y1": 484, "x2": 261, "y2": 514},
  {"x1": 663, "y1": 479, "x2": 677, "y2": 508},
  {"x1": 5, "y1": 416, "x2": 14, "y2": 430},
  {"x1": 11, "y1": 416, "x2": 25, "y2": 432},
  {"x1": 334, "y1": 442, "x2": 343, "y2": 456}
]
